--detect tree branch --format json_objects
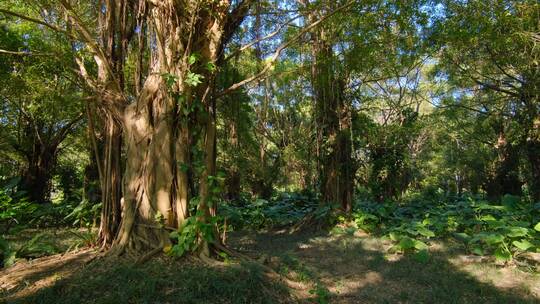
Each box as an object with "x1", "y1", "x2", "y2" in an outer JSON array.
[
  {"x1": 0, "y1": 8, "x2": 69, "y2": 35},
  {"x1": 223, "y1": 15, "x2": 302, "y2": 62},
  {"x1": 218, "y1": 0, "x2": 354, "y2": 97},
  {"x1": 0, "y1": 49, "x2": 52, "y2": 56}
]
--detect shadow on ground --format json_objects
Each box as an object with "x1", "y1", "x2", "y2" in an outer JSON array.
[
  {"x1": 2, "y1": 229, "x2": 539, "y2": 304},
  {"x1": 1, "y1": 255, "x2": 293, "y2": 304},
  {"x1": 230, "y1": 229, "x2": 540, "y2": 304}
]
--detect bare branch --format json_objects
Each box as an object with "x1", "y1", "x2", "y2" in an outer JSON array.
[
  {"x1": 218, "y1": 0, "x2": 354, "y2": 97},
  {"x1": 224, "y1": 15, "x2": 302, "y2": 62},
  {"x1": 0, "y1": 49, "x2": 52, "y2": 56}
]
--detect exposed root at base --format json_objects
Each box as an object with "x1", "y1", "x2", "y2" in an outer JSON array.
[{"x1": 136, "y1": 246, "x2": 164, "y2": 264}]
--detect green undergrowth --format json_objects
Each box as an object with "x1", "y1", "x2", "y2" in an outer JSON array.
[
  {"x1": 219, "y1": 192, "x2": 540, "y2": 265},
  {"x1": 7, "y1": 259, "x2": 292, "y2": 304},
  {"x1": 1, "y1": 228, "x2": 96, "y2": 267},
  {"x1": 351, "y1": 194, "x2": 540, "y2": 264},
  {"x1": 219, "y1": 192, "x2": 319, "y2": 230}
]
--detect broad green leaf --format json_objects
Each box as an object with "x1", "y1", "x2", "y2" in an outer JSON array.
[
  {"x1": 484, "y1": 233, "x2": 504, "y2": 245},
  {"x1": 453, "y1": 232, "x2": 471, "y2": 242},
  {"x1": 389, "y1": 232, "x2": 400, "y2": 241},
  {"x1": 399, "y1": 237, "x2": 416, "y2": 250},
  {"x1": 417, "y1": 227, "x2": 435, "y2": 238},
  {"x1": 414, "y1": 249, "x2": 429, "y2": 263},
  {"x1": 534, "y1": 222, "x2": 540, "y2": 232},
  {"x1": 512, "y1": 240, "x2": 534, "y2": 251},
  {"x1": 494, "y1": 247, "x2": 512, "y2": 262},
  {"x1": 479, "y1": 214, "x2": 497, "y2": 222},
  {"x1": 169, "y1": 231, "x2": 179, "y2": 239},
  {"x1": 471, "y1": 246, "x2": 484, "y2": 256},
  {"x1": 414, "y1": 240, "x2": 429, "y2": 250},
  {"x1": 506, "y1": 227, "x2": 528, "y2": 238}
]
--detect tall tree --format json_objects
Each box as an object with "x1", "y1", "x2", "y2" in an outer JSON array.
[
  {"x1": 300, "y1": 0, "x2": 354, "y2": 212},
  {"x1": 0, "y1": 18, "x2": 82, "y2": 203},
  {"x1": 433, "y1": 0, "x2": 540, "y2": 201}
]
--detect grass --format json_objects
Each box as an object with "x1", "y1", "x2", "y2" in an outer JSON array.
[
  {"x1": 230, "y1": 229, "x2": 540, "y2": 303},
  {"x1": 4, "y1": 258, "x2": 292, "y2": 304},
  {"x1": 2, "y1": 227, "x2": 540, "y2": 303}
]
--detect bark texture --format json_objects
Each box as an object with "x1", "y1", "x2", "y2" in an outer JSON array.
[{"x1": 111, "y1": 0, "x2": 249, "y2": 256}]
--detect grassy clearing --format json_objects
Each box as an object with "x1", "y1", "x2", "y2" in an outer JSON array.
[
  {"x1": 2, "y1": 257, "x2": 292, "y2": 304},
  {"x1": 230, "y1": 229, "x2": 540, "y2": 303},
  {"x1": 2, "y1": 228, "x2": 540, "y2": 303}
]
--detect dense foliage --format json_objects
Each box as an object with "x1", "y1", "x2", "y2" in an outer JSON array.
[{"x1": 0, "y1": 0, "x2": 538, "y2": 279}]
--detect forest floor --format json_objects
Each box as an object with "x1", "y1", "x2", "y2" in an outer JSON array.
[{"x1": 1, "y1": 227, "x2": 540, "y2": 303}]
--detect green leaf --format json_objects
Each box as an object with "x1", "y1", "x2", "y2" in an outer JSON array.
[
  {"x1": 417, "y1": 227, "x2": 435, "y2": 238},
  {"x1": 414, "y1": 240, "x2": 429, "y2": 250},
  {"x1": 162, "y1": 73, "x2": 178, "y2": 88},
  {"x1": 506, "y1": 227, "x2": 528, "y2": 238},
  {"x1": 205, "y1": 62, "x2": 216, "y2": 72},
  {"x1": 186, "y1": 72, "x2": 204, "y2": 87},
  {"x1": 188, "y1": 53, "x2": 200, "y2": 65},
  {"x1": 414, "y1": 249, "x2": 429, "y2": 263},
  {"x1": 484, "y1": 233, "x2": 504, "y2": 245},
  {"x1": 534, "y1": 222, "x2": 540, "y2": 232},
  {"x1": 501, "y1": 194, "x2": 520, "y2": 207},
  {"x1": 399, "y1": 237, "x2": 416, "y2": 250},
  {"x1": 471, "y1": 245, "x2": 485, "y2": 256},
  {"x1": 454, "y1": 232, "x2": 471, "y2": 242},
  {"x1": 479, "y1": 214, "x2": 497, "y2": 222},
  {"x1": 494, "y1": 247, "x2": 512, "y2": 262},
  {"x1": 389, "y1": 232, "x2": 400, "y2": 241},
  {"x1": 512, "y1": 240, "x2": 534, "y2": 251},
  {"x1": 176, "y1": 94, "x2": 185, "y2": 106},
  {"x1": 169, "y1": 231, "x2": 179, "y2": 239}
]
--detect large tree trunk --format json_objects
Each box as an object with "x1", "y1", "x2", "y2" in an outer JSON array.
[
  {"x1": 111, "y1": 0, "x2": 232, "y2": 256},
  {"x1": 17, "y1": 116, "x2": 81, "y2": 203},
  {"x1": 61, "y1": 0, "x2": 251, "y2": 256},
  {"x1": 113, "y1": 74, "x2": 180, "y2": 254},
  {"x1": 309, "y1": 20, "x2": 354, "y2": 212}
]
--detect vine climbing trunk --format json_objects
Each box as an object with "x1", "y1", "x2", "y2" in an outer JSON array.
[
  {"x1": 111, "y1": 0, "x2": 247, "y2": 256},
  {"x1": 304, "y1": 1, "x2": 354, "y2": 212}
]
